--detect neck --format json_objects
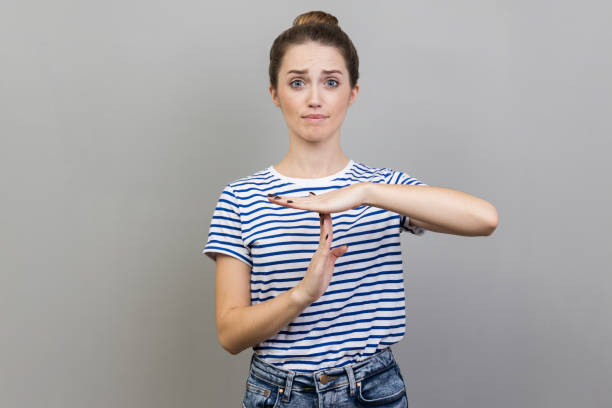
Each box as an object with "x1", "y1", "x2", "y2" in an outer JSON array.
[{"x1": 274, "y1": 137, "x2": 349, "y2": 178}]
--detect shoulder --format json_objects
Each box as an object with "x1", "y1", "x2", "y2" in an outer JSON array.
[
  {"x1": 353, "y1": 161, "x2": 426, "y2": 186},
  {"x1": 351, "y1": 161, "x2": 397, "y2": 183},
  {"x1": 220, "y1": 166, "x2": 274, "y2": 200}
]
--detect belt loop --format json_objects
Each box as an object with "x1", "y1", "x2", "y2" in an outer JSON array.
[
  {"x1": 344, "y1": 364, "x2": 356, "y2": 397},
  {"x1": 248, "y1": 352, "x2": 255, "y2": 373},
  {"x1": 281, "y1": 370, "x2": 295, "y2": 403}
]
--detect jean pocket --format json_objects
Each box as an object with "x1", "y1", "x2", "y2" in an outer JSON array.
[
  {"x1": 355, "y1": 363, "x2": 406, "y2": 406},
  {"x1": 242, "y1": 373, "x2": 280, "y2": 408}
]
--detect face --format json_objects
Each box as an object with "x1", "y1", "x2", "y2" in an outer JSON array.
[{"x1": 269, "y1": 41, "x2": 358, "y2": 143}]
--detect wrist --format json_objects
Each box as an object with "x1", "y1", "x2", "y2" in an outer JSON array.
[
  {"x1": 359, "y1": 182, "x2": 376, "y2": 207},
  {"x1": 290, "y1": 284, "x2": 314, "y2": 308}
]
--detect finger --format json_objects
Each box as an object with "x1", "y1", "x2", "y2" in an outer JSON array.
[
  {"x1": 319, "y1": 213, "x2": 326, "y2": 246},
  {"x1": 321, "y1": 213, "x2": 333, "y2": 248},
  {"x1": 331, "y1": 244, "x2": 349, "y2": 259},
  {"x1": 319, "y1": 213, "x2": 332, "y2": 247},
  {"x1": 323, "y1": 214, "x2": 333, "y2": 245}
]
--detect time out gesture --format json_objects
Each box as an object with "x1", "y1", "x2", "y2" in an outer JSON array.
[{"x1": 267, "y1": 184, "x2": 366, "y2": 306}]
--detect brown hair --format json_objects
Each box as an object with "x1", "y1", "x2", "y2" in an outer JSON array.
[{"x1": 269, "y1": 11, "x2": 360, "y2": 91}]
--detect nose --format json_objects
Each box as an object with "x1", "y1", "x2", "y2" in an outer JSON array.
[{"x1": 307, "y1": 84, "x2": 322, "y2": 108}]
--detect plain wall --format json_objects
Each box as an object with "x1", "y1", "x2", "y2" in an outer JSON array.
[{"x1": 1, "y1": 1, "x2": 611, "y2": 407}]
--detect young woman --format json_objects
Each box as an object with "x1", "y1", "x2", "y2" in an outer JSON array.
[{"x1": 203, "y1": 10, "x2": 498, "y2": 407}]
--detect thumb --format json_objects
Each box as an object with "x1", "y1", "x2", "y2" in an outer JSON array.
[{"x1": 331, "y1": 244, "x2": 349, "y2": 258}]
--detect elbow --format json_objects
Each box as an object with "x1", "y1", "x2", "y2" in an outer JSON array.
[
  {"x1": 483, "y1": 223, "x2": 497, "y2": 236},
  {"x1": 218, "y1": 332, "x2": 241, "y2": 355},
  {"x1": 470, "y1": 202, "x2": 498, "y2": 236},
  {"x1": 224, "y1": 347, "x2": 240, "y2": 356},
  {"x1": 483, "y1": 206, "x2": 499, "y2": 236},
  {"x1": 218, "y1": 321, "x2": 246, "y2": 355},
  {"x1": 217, "y1": 308, "x2": 247, "y2": 355}
]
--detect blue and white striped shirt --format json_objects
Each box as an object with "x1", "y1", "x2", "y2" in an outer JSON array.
[{"x1": 202, "y1": 159, "x2": 428, "y2": 372}]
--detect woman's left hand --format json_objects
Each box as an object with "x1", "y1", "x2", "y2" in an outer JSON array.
[{"x1": 267, "y1": 182, "x2": 368, "y2": 213}]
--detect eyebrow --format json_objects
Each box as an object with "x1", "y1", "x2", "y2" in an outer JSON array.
[{"x1": 286, "y1": 69, "x2": 343, "y2": 76}]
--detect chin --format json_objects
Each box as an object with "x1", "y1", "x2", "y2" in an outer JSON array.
[{"x1": 301, "y1": 130, "x2": 331, "y2": 142}]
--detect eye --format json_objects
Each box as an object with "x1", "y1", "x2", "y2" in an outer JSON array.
[
  {"x1": 290, "y1": 79, "x2": 304, "y2": 88},
  {"x1": 326, "y1": 79, "x2": 339, "y2": 87}
]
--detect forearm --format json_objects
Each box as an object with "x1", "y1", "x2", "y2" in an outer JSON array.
[
  {"x1": 361, "y1": 182, "x2": 498, "y2": 236},
  {"x1": 218, "y1": 285, "x2": 312, "y2": 355}
]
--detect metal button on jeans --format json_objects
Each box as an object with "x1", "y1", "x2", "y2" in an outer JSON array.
[{"x1": 320, "y1": 374, "x2": 337, "y2": 384}]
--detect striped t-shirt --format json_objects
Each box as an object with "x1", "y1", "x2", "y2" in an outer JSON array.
[{"x1": 202, "y1": 159, "x2": 428, "y2": 372}]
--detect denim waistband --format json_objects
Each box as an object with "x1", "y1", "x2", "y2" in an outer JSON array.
[{"x1": 248, "y1": 347, "x2": 397, "y2": 396}]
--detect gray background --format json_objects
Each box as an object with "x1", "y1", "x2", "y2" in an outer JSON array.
[{"x1": 1, "y1": 1, "x2": 611, "y2": 407}]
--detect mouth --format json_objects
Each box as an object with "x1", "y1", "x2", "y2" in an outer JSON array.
[{"x1": 302, "y1": 114, "x2": 328, "y2": 123}]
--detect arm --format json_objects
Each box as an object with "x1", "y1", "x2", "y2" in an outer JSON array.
[
  {"x1": 215, "y1": 254, "x2": 312, "y2": 355},
  {"x1": 361, "y1": 183, "x2": 499, "y2": 236}
]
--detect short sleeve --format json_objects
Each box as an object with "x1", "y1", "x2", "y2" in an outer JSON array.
[
  {"x1": 386, "y1": 169, "x2": 428, "y2": 236},
  {"x1": 202, "y1": 184, "x2": 253, "y2": 267}
]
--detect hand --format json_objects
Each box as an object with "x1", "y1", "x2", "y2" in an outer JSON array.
[
  {"x1": 267, "y1": 182, "x2": 368, "y2": 213},
  {"x1": 293, "y1": 211, "x2": 349, "y2": 306}
]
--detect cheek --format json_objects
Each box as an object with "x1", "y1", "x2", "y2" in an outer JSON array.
[
  {"x1": 331, "y1": 98, "x2": 349, "y2": 116},
  {"x1": 284, "y1": 98, "x2": 300, "y2": 115}
]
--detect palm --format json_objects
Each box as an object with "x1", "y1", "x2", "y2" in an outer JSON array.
[
  {"x1": 296, "y1": 211, "x2": 349, "y2": 304},
  {"x1": 267, "y1": 182, "x2": 365, "y2": 213}
]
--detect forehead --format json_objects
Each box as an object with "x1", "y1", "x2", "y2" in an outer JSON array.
[{"x1": 280, "y1": 42, "x2": 346, "y2": 74}]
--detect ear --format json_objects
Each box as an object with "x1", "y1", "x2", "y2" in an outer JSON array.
[
  {"x1": 348, "y1": 83, "x2": 359, "y2": 106},
  {"x1": 269, "y1": 84, "x2": 280, "y2": 107}
]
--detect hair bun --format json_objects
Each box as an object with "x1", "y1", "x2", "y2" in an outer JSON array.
[{"x1": 292, "y1": 10, "x2": 339, "y2": 27}]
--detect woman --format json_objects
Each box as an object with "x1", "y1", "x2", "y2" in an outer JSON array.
[{"x1": 203, "y1": 10, "x2": 498, "y2": 407}]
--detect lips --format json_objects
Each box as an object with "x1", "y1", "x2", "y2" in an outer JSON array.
[{"x1": 303, "y1": 114, "x2": 327, "y2": 119}]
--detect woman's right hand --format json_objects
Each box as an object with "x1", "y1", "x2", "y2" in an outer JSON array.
[{"x1": 293, "y1": 208, "x2": 349, "y2": 307}]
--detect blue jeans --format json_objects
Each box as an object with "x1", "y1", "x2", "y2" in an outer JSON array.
[{"x1": 242, "y1": 347, "x2": 409, "y2": 407}]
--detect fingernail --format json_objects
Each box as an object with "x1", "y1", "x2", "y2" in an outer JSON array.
[
  {"x1": 267, "y1": 193, "x2": 274, "y2": 197},
  {"x1": 287, "y1": 200, "x2": 293, "y2": 203},
  {"x1": 309, "y1": 191, "x2": 316, "y2": 195},
  {"x1": 274, "y1": 196, "x2": 281, "y2": 199},
  {"x1": 325, "y1": 233, "x2": 328, "y2": 239}
]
